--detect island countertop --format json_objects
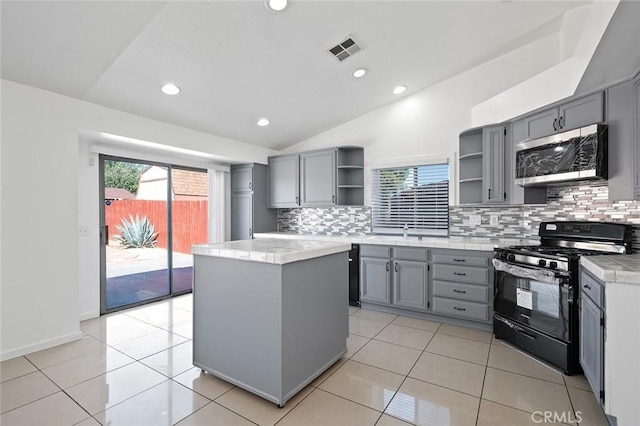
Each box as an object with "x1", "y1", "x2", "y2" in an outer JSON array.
[
  {"x1": 254, "y1": 232, "x2": 539, "y2": 251},
  {"x1": 191, "y1": 238, "x2": 351, "y2": 265}
]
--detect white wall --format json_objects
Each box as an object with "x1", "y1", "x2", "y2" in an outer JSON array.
[
  {"x1": 1, "y1": 80, "x2": 276, "y2": 360},
  {"x1": 280, "y1": 26, "x2": 569, "y2": 175},
  {"x1": 281, "y1": 3, "x2": 616, "y2": 206},
  {"x1": 472, "y1": 1, "x2": 618, "y2": 126}
]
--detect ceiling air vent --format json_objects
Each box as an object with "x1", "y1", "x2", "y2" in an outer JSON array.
[{"x1": 328, "y1": 36, "x2": 362, "y2": 62}]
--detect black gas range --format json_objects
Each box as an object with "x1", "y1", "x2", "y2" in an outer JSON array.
[{"x1": 493, "y1": 221, "x2": 632, "y2": 374}]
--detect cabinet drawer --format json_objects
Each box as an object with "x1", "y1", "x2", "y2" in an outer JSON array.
[
  {"x1": 394, "y1": 247, "x2": 428, "y2": 262},
  {"x1": 432, "y1": 252, "x2": 488, "y2": 267},
  {"x1": 432, "y1": 264, "x2": 488, "y2": 285},
  {"x1": 360, "y1": 245, "x2": 391, "y2": 258},
  {"x1": 433, "y1": 281, "x2": 489, "y2": 303},
  {"x1": 432, "y1": 297, "x2": 489, "y2": 321},
  {"x1": 580, "y1": 270, "x2": 603, "y2": 308}
]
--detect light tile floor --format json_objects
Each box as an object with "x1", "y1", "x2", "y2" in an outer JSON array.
[{"x1": 0, "y1": 295, "x2": 607, "y2": 425}]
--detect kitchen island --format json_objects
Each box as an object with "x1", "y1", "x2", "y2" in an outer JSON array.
[{"x1": 191, "y1": 238, "x2": 351, "y2": 407}]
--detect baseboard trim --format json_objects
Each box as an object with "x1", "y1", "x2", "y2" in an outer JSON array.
[
  {"x1": 1, "y1": 330, "x2": 83, "y2": 362},
  {"x1": 79, "y1": 311, "x2": 99, "y2": 321}
]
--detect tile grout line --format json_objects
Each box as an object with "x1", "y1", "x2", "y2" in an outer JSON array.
[
  {"x1": 475, "y1": 344, "x2": 490, "y2": 426},
  {"x1": 375, "y1": 324, "x2": 441, "y2": 424}
]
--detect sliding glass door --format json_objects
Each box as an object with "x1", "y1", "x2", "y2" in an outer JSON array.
[{"x1": 99, "y1": 156, "x2": 208, "y2": 313}]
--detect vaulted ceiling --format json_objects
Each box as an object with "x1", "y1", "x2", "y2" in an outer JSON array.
[{"x1": 2, "y1": 1, "x2": 592, "y2": 150}]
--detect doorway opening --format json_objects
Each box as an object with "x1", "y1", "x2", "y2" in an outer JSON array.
[{"x1": 99, "y1": 155, "x2": 208, "y2": 313}]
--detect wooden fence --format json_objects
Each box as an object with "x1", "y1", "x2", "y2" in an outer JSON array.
[{"x1": 105, "y1": 200, "x2": 208, "y2": 253}]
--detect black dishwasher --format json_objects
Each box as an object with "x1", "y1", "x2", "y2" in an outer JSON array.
[{"x1": 348, "y1": 244, "x2": 360, "y2": 307}]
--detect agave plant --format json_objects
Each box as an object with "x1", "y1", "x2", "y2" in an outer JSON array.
[{"x1": 115, "y1": 214, "x2": 158, "y2": 248}]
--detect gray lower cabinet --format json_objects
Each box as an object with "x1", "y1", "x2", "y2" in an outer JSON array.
[
  {"x1": 523, "y1": 91, "x2": 604, "y2": 140},
  {"x1": 580, "y1": 269, "x2": 605, "y2": 406},
  {"x1": 268, "y1": 154, "x2": 300, "y2": 207},
  {"x1": 359, "y1": 245, "x2": 493, "y2": 324},
  {"x1": 430, "y1": 249, "x2": 493, "y2": 324},
  {"x1": 192, "y1": 251, "x2": 348, "y2": 407},
  {"x1": 360, "y1": 257, "x2": 391, "y2": 304},
  {"x1": 359, "y1": 245, "x2": 428, "y2": 312},
  {"x1": 393, "y1": 260, "x2": 428, "y2": 311},
  {"x1": 300, "y1": 149, "x2": 337, "y2": 207},
  {"x1": 231, "y1": 164, "x2": 276, "y2": 240}
]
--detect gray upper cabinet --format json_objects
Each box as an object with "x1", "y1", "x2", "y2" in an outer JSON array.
[
  {"x1": 560, "y1": 92, "x2": 604, "y2": 131},
  {"x1": 269, "y1": 147, "x2": 364, "y2": 207},
  {"x1": 231, "y1": 164, "x2": 276, "y2": 240},
  {"x1": 482, "y1": 126, "x2": 505, "y2": 203},
  {"x1": 231, "y1": 166, "x2": 252, "y2": 192},
  {"x1": 268, "y1": 155, "x2": 300, "y2": 208},
  {"x1": 523, "y1": 91, "x2": 604, "y2": 140},
  {"x1": 300, "y1": 149, "x2": 337, "y2": 207},
  {"x1": 523, "y1": 107, "x2": 558, "y2": 140},
  {"x1": 606, "y1": 73, "x2": 640, "y2": 201}
]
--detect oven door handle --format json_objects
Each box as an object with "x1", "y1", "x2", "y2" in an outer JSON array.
[{"x1": 492, "y1": 258, "x2": 566, "y2": 283}]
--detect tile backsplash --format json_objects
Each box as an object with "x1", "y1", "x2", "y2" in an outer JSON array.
[
  {"x1": 450, "y1": 182, "x2": 640, "y2": 246},
  {"x1": 278, "y1": 206, "x2": 371, "y2": 235},
  {"x1": 277, "y1": 182, "x2": 640, "y2": 247}
]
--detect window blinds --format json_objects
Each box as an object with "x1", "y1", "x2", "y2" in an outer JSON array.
[{"x1": 371, "y1": 163, "x2": 449, "y2": 235}]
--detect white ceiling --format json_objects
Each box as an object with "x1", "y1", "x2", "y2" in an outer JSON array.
[{"x1": 1, "y1": 1, "x2": 591, "y2": 150}]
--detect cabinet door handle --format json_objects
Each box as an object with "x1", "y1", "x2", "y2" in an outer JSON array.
[
  {"x1": 559, "y1": 116, "x2": 565, "y2": 129},
  {"x1": 295, "y1": 196, "x2": 299, "y2": 205},
  {"x1": 488, "y1": 188, "x2": 491, "y2": 199},
  {"x1": 249, "y1": 228, "x2": 252, "y2": 236},
  {"x1": 453, "y1": 272, "x2": 466, "y2": 276},
  {"x1": 453, "y1": 289, "x2": 466, "y2": 294},
  {"x1": 395, "y1": 263, "x2": 398, "y2": 272},
  {"x1": 584, "y1": 284, "x2": 592, "y2": 290},
  {"x1": 453, "y1": 307, "x2": 466, "y2": 311},
  {"x1": 332, "y1": 195, "x2": 336, "y2": 204},
  {"x1": 453, "y1": 259, "x2": 465, "y2": 262},
  {"x1": 553, "y1": 118, "x2": 558, "y2": 131},
  {"x1": 386, "y1": 261, "x2": 389, "y2": 271},
  {"x1": 249, "y1": 182, "x2": 252, "y2": 190}
]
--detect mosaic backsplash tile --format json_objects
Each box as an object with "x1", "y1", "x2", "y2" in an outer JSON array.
[
  {"x1": 278, "y1": 206, "x2": 371, "y2": 235},
  {"x1": 278, "y1": 183, "x2": 640, "y2": 248},
  {"x1": 449, "y1": 182, "x2": 640, "y2": 248}
]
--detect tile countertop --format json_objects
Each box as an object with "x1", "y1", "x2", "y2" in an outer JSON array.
[
  {"x1": 191, "y1": 238, "x2": 351, "y2": 265},
  {"x1": 580, "y1": 254, "x2": 640, "y2": 284},
  {"x1": 254, "y1": 232, "x2": 539, "y2": 252}
]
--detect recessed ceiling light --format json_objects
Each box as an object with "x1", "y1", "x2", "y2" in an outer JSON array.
[
  {"x1": 265, "y1": 0, "x2": 288, "y2": 12},
  {"x1": 352, "y1": 68, "x2": 367, "y2": 78},
  {"x1": 392, "y1": 85, "x2": 407, "y2": 95},
  {"x1": 161, "y1": 83, "x2": 180, "y2": 95},
  {"x1": 257, "y1": 118, "x2": 270, "y2": 127}
]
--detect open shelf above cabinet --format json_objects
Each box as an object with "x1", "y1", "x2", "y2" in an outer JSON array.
[
  {"x1": 337, "y1": 147, "x2": 365, "y2": 205},
  {"x1": 459, "y1": 152, "x2": 483, "y2": 160}
]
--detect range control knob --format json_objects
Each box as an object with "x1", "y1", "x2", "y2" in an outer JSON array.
[
  {"x1": 549, "y1": 261, "x2": 558, "y2": 269},
  {"x1": 538, "y1": 259, "x2": 547, "y2": 267},
  {"x1": 507, "y1": 254, "x2": 516, "y2": 262},
  {"x1": 500, "y1": 252, "x2": 508, "y2": 260}
]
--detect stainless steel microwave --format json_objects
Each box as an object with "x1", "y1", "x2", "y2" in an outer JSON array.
[{"x1": 515, "y1": 124, "x2": 607, "y2": 187}]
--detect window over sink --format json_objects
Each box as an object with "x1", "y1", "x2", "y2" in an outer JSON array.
[{"x1": 371, "y1": 161, "x2": 449, "y2": 236}]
